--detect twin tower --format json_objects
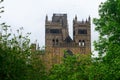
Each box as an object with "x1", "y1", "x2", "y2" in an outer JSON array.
[{"x1": 45, "y1": 14, "x2": 91, "y2": 55}]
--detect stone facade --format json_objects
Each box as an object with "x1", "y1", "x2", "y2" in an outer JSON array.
[{"x1": 44, "y1": 13, "x2": 91, "y2": 69}]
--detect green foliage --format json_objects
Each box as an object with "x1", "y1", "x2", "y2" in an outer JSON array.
[
  {"x1": 93, "y1": 0, "x2": 120, "y2": 79},
  {"x1": 0, "y1": 1, "x2": 46, "y2": 79},
  {"x1": 1, "y1": 0, "x2": 120, "y2": 80},
  {"x1": 48, "y1": 0, "x2": 120, "y2": 79},
  {"x1": 0, "y1": 23, "x2": 46, "y2": 80},
  {"x1": 48, "y1": 53, "x2": 92, "y2": 80}
]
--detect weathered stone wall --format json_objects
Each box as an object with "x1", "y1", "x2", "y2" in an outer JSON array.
[{"x1": 44, "y1": 14, "x2": 91, "y2": 70}]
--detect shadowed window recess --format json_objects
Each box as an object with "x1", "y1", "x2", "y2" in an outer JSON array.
[
  {"x1": 79, "y1": 40, "x2": 85, "y2": 46},
  {"x1": 82, "y1": 40, "x2": 85, "y2": 46},
  {"x1": 50, "y1": 29, "x2": 61, "y2": 34},
  {"x1": 52, "y1": 39, "x2": 55, "y2": 45},
  {"x1": 73, "y1": 30, "x2": 75, "y2": 36},
  {"x1": 78, "y1": 29, "x2": 87, "y2": 34},
  {"x1": 64, "y1": 50, "x2": 73, "y2": 58},
  {"x1": 52, "y1": 39, "x2": 59, "y2": 45},
  {"x1": 56, "y1": 39, "x2": 59, "y2": 45},
  {"x1": 79, "y1": 40, "x2": 82, "y2": 46},
  {"x1": 64, "y1": 36, "x2": 72, "y2": 43}
]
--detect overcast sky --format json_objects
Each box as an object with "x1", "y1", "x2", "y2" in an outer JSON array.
[{"x1": 0, "y1": 0, "x2": 106, "y2": 52}]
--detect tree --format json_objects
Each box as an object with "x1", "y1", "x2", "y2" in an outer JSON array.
[
  {"x1": 0, "y1": 23, "x2": 47, "y2": 80},
  {"x1": 0, "y1": 1, "x2": 46, "y2": 79},
  {"x1": 93, "y1": 0, "x2": 120, "y2": 79},
  {"x1": 48, "y1": 53, "x2": 92, "y2": 80},
  {"x1": 0, "y1": 23, "x2": 31, "y2": 80}
]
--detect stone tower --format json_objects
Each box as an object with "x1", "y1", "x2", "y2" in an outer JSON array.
[
  {"x1": 45, "y1": 14, "x2": 69, "y2": 47},
  {"x1": 73, "y1": 15, "x2": 91, "y2": 54},
  {"x1": 45, "y1": 13, "x2": 91, "y2": 68}
]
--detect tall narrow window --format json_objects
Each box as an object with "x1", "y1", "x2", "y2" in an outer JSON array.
[
  {"x1": 52, "y1": 39, "x2": 55, "y2": 45},
  {"x1": 79, "y1": 40, "x2": 82, "y2": 46},
  {"x1": 56, "y1": 39, "x2": 59, "y2": 45},
  {"x1": 73, "y1": 31, "x2": 75, "y2": 36},
  {"x1": 82, "y1": 40, "x2": 85, "y2": 46}
]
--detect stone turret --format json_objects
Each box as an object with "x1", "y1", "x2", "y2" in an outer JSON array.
[{"x1": 45, "y1": 14, "x2": 48, "y2": 23}]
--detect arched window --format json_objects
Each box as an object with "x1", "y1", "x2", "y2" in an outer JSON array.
[
  {"x1": 64, "y1": 50, "x2": 73, "y2": 58},
  {"x1": 56, "y1": 39, "x2": 59, "y2": 45},
  {"x1": 79, "y1": 40, "x2": 82, "y2": 46},
  {"x1": 52, "y1": 39, "x2": 55, "y2": 45},
  {"x1": 82, "y1": 40, "x2": 85, "y2": 46}
]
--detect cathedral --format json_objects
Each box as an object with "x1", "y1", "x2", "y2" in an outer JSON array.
[{"x1": 44, "y1": 13, "x2": 91, "y2": 67}]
